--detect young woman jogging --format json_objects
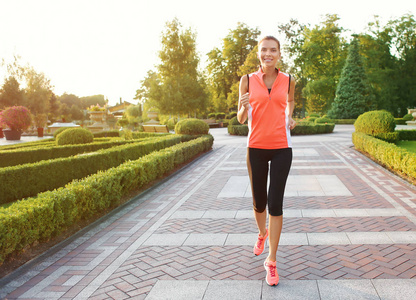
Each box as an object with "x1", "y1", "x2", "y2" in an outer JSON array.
[{"x1": 237, "y1": 36, "x2": 296, "y2": 286}]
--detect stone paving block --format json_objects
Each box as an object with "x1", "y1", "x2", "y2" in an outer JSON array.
[
  {"x1": 283, "y1": 209, "x2": 302, "y2": 218},
  {"x1": 365, "y1": 208, "x2": 403, "y2": 216},
  {"x1": 202, "y1": 210, "x2": 237, "y2": 219},
  {"x1": 317, "y1": 279, "x2": 379, "y2": 299},
  {"x1": 145, "y1": 280, "x2": 209, "y2": 300},
  {"x1": 346, "y1": 232, "x2": 393, "y2": 244},
  {"x1": 262, "y1": 280, "x2": 320, "y2": 300},
  {"x1": 302, "y1": 209, "x2": 337, "y2": 218},
  {"x1": 235, "y1": 210, "x2": 253, "y2": 218},
  {"x1": 169, "y1": 211, "x2": 205, "y2": 219},
  {"x1": 372, "y1": 279, "x2": 416, "y2": 300},
  {"x1": 334, "y1": 209, "x2": 370, "y2": 217},
  {"x1": 203, "y1": 280, "x2": 262, "y2": 300},
  {"x1": 385, "y1": 231, "x2": 416, "y2": 243},
  {"x1": 183, "y1": 234, "x2": 228, "y2": 246},
  {"x1": 307, "y1": 232, "x2": 350, "y2": 245},
  {"x1": 143, "y1": 234, "x2": 189, "y2": 246},
  {"x1": 224, "y1": 234, "x2": 254, "y2": 246},
  {"x1": 279, "y1": 233, "x2": 309, "y2": 245}
]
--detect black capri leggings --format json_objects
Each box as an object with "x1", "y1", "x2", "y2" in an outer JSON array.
[{"x1": 247, "y1": 147, "x2": 293, "y2": 216}]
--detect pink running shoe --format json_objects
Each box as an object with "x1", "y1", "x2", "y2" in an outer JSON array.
[
  {"x1": 264, "y1": 260, "x2": 279, "y2": 286},
  {"x1": 253, "y1": 229, "x2": 268, "y2": 256}
]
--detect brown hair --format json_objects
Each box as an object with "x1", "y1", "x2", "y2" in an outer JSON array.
[{"x1": 258, "y1": 36, "x2": 280, "y2": 51}]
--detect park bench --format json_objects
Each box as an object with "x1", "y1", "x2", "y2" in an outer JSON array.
[
  {"x1": 202, "y1": 119, "x2": 220, "y2": 128},
  {"x1": 142, "y1": 124, "x2": 170, "y2": 133}
]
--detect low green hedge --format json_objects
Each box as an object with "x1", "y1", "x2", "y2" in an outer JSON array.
[
  {"x1": 0, "y1": 139, "x2": 143, "y2": 168},
  {"x1": 0, "y1": 135, "x2": 213, "y2": 264},
  {"x1": 291, "y1": 123, "x2": 335, "y2": 135},
  {"x1": 228, "y1": 125, "x2": 249, "y2": 136},
  {"x1": 397, "y1": 129, "x2": 416, "y2": 141},
  {"x1": 0, "y1": 135, "x2": 190, "y2": 204},
  {"x1": 175, "y1": 119, "x2": 209, "y2": 135},
  {"x1": 352, "y1": 132, "x2": 416, "y2": 180},
  {"x1": 93, "y1": 130, "x2": 121, "y2": 138},
  {"x1": 332, "y1": 119, "x2": 356, "y2": 124}
]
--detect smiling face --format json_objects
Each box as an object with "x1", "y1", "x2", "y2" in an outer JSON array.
[{"x1": 258, "y1": 39, "x2": 281, "y2": 69}]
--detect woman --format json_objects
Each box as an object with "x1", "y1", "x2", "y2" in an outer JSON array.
[{"x1": 237, "y1": 36, "x2": 296, "y2": 286}]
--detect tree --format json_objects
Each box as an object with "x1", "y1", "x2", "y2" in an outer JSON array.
[
  {"x1": 24, "y1": 67, "x2": 53, "y2": 115},
  {"x1": 0, "y1": 76, "x2": 26, "y2": 109},
  {"x1": 138, "y1": 18, "x2": 207, "y2": 116},
  {"x1": 80, "y1": 95, "x2": 106, "y2": 109},
  {"x1": 300, "y1": 15, "x2": 347, "y2": 114},
  {"x1": 69, "y1": 104, "x2": 84, "y2": 120},
  {"x1": 328, "y1": 37, "x2": 374, "y2": 119},
  {"x1": 207, "y1": 23, "x2": 260, "y2": 112}
]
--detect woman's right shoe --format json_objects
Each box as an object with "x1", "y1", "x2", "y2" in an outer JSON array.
[{"x1": 253, "y1": 229, "x2": 268, "y2": 256}]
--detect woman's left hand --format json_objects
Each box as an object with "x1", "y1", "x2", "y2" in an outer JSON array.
[{"x1": 288, "y1": 118, "x2": 296, "y2": 130}]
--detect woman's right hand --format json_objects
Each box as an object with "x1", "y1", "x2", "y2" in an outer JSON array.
[{"x1": 240, "y1": 92, "x2": 250, "y2": 110}]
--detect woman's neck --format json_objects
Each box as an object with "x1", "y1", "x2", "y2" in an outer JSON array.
[{"x1": 262, "y1": 65, "x2": 277, "y2": 76}]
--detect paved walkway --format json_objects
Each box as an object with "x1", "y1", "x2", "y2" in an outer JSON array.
[{"x1": 1, "y1": 125, "x2": 416, "y2": 299}]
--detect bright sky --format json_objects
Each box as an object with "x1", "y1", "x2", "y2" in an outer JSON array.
[{"x1": 0, "y1": 0, "x2": 414, "y2": 106}]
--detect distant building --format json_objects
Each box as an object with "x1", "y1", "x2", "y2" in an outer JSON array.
[{"x1": 108, "y1": 100, "x2": 134, "y2": 119}]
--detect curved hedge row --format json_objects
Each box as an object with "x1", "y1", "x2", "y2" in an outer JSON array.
[
  {"x1": 352, "y1": 132, "x2": 416, "y2": 180},
  {"x1": 228, "y1": 125, "x2": 249, "y2": 136},
  {"x1": 0, "y1": 135, "x2": 214, "y2": 264},
  {"x1": 0, "y1": 135, "x2": 189, "y2": 204},
  {"x1": 0, "y1": 139, "x2": 143, "y2": 168}
]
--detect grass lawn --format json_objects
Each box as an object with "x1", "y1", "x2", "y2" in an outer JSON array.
[{"x1": 397, "y1": 140, "x2": 416, "y2": 153}]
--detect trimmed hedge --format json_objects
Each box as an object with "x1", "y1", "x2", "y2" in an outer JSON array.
[
  {"x1": 0, "y1": 135, "x2": 213, "y2": 264},
  {"x1": 0, "y1": 139, "x2": 143, "y2": 168},
  {"x1": 56, "y1": 128, "x2": 94, "y2": 145},
  {"x1": 354, "y1": 110, "x2": 395, "y2": 134},
  {"x1": 397, "y1": 129, "x2": 416, "y2": 141},
  {"x1": 352, "y1": 132, "x2": 416, "y2": 180},
  {"x1": 175, "y1": 119, "x2": 209, "y2": 135},
  {"x1": 291, "y1": 123, "x2": 335, "y2": 135},
  {"x1": 332, "y1": 119, "x2": 356, "y2": 124},
  {"x1": 228, "y1": 125, "x2": 249, "y2": 136},
  {"x1": 0, "y1": 135, "x2": 189, "y2": 204},
  {"x1": 373, "y1": 132, "x2": 400, "y2": 143},
  {"x1": 93, "y1": 130, "x2": 121, "y2": 138}
]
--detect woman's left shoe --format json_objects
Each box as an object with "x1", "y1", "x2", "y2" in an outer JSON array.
[{"x1": 264, "y1": 260, "x2": 279, "y2": 286}]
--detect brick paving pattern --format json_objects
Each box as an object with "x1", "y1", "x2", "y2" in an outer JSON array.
[{"x1": 1, "y1": 125, "x2": 415, "y2": 300}]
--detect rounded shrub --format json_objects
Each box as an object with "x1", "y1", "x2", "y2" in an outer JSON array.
[
  {"x1": 229, "y1": 112, "x2": 237, "y2": 118},
  {"x1": 53, "y1": 127, "x2": 72, "y2": 139},
  {"x1": 229, "y1": 117, "x2": 240, "y2": 126},
  {"x1": 207, "y1": 113, "x2": 216, "y2": 119},
  {"x1": 403, "y1": 113, "x2": 414, "y2": 121},
  {"x1": 315, "y1": 116, "x2": 333, "y2": 124},
  {"x1": 216, "y1": 113, "x2": 226, "y2": 119},
  {"x1": 56, "y1": 128, "x2": 94, "y2": 145},
  {"x1": 175, "y1": 118, "x2": 209, "y2": 135},
  {"x1": 354, "y1": 110, "x2": 396, "y2": 135}
]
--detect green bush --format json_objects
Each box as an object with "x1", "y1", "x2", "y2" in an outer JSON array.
[
  {"x1": 228, "y1": 125, "x2": 249, "y2": 136},
  {"x1": 352, "y1": 132, "x2": 416, "y2": 180},
  {"x1": 93, "y1": 130, "x2": 120, "y2": 138},
  {"x1": 175, "y1": 118, "x2": 209, "y2": 135},
  {"x1": 56, "y1": 128, "x2": 94, "y2": 145},
  {"x1": 229, "y1": 112, "x2": 237, "y2": 118},
  {"x1": 0, "y1": 139, "x2": 140, "y2": 168},
  {"x1": 0, "y1": 135, "x2": 187, "y2": 204},
  {"x1": 397, "y1": 129, "x2": 416, "y2": 141},
  {"x1": 216, "y1": 113, "x2": 226, "y2": 119},
  {"x1": 332, "y1": 119, "x2": 356, "y2": 124},
  {"x1": 291, "y1": 123, "x2": 335, "y2": 135},
  {"x1": 403, "y1": 114, "x2": 414, "y2": 121},
  {"x1": 354, "y1": 110, "x2": 395, "y2": 135},
  {"x1": 207, "y1": 113, "x2": 216, "y2": 119},
  {"x1": 309, "y1": 113, "x2": 320, "y2": 118},
  {"x1": 53, "y1": 127, "x2": 72, "y2": 138},
  {"x1": 373, "y1": 132, "x2": 400, "y2": 143},
  {"x1": 308, "y1": 117, "x2": 317, "y2": 123},
  {"x1": 0, "y1": 135, "x2": 214, "y2": 264},
  {"x1": 394, "y1": 118, "x2": 407, "y2": 125},
  {"x1": 229, "y1": 117, "x2": 240, "y2": 126},
  {"x1": 315, "y1": 116, "x2": 333, "y2": 124},
  {"x1": 167, "y1": 118, "x2": 177, "y2": 130}
]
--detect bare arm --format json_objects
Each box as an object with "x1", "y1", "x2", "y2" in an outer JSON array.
[
  {"x1": 237, "y1": 75, "x2": 249, "y2": 124},
  {"x1": 288, "y1": 77, "x2": 296, "y2": 129}
]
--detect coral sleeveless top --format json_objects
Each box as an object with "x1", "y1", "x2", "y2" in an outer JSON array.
[{"x1": 247, "y1": 68, "x2": 292, "y2": 149}]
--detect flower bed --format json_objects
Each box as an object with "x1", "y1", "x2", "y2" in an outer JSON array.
[{"x1": 0, "y1": 135, "x2": 213, "y2": 264}]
